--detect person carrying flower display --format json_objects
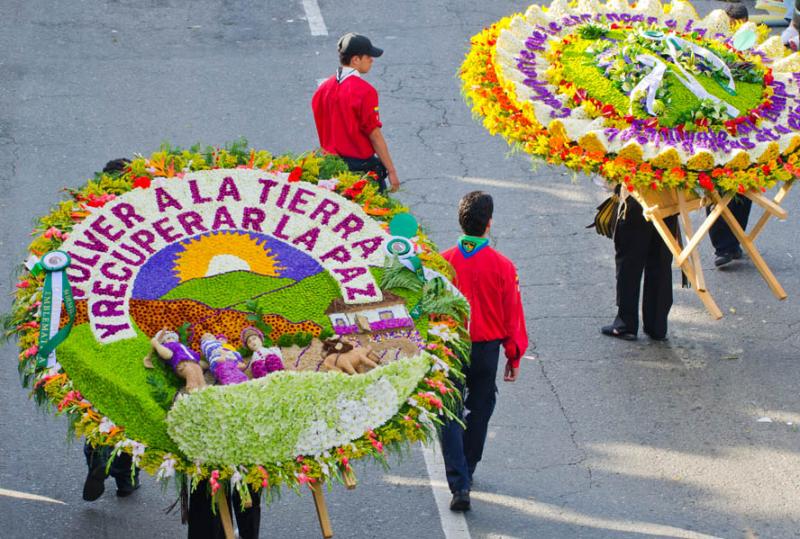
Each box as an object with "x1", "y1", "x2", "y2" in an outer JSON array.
[
  {"x1": 311, "y1": 32, "x2": 400, "y2": 193},
  {"x1": 81, "y1": 158, "x2": 140, "y2": 502},
  {"x1": 200, "y1": 333, "x2": 248, "y2": 385},
  {"x1": 439, "y1": 191, "x2": 529, "y2": 512},
  {"x1": 241, "y1": 326, "x2": 285, "y2": 378},
  {"x1": 602, "y1": 189, "x2": 678, "y2": 341},
  {"x1": 702, "y1": 3, "x2": 755, "y2": 269}
]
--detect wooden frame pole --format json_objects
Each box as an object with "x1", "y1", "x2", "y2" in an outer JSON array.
[
  {"x1": 710, "y1": 191, "x2": 787, "y2": 300},
  {"x1": 216, "y1": 490, "x2": 235, "y2": 539},
  {"x1": 311, "y1": 483, "x2": 334, "y2": 538}
]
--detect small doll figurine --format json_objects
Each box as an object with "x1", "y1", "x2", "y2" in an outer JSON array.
[
  {"x1": 143, "y1": 329, "x2": 206, "y2": 392},
  {"x1": 241, "y1": 326, "x2": 285, "y2": 378},
  {"x1": 200, "y1": 333, "x2": 249, "y2": 385}
]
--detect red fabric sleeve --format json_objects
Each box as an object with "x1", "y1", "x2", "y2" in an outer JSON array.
[
  {"x1": 358, "y1": 86, "x2": 382, "y2": 135},
  {"x1": 502, "y1": 265, "x2": 528, "y2": 368}
]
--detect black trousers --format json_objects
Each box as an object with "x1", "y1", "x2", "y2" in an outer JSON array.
[
  {"x1": 708, "y1": 195, "x2": 752, "y2": 256},
  {"x1": 340, "y1": 154, "x2": 387, "y2": 192},
  {"x1": 188, "y1": 481, "x2": 261, "y2": 539},
  {"x1": 83, "y1": 442, "x2": 139, "y2": 490},
  {"x1": 439, "y1": 340, "x2": 501, "y2": 493},
  {"x1": 612, "y1": 197, "x2": 676, "y2": 338}
]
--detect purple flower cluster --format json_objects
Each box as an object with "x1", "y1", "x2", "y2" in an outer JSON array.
[
  {"x1": 333, "y1": 317, "x2": 415, "y2": 335},
  {"x1": 516, "y1": 24, "x2": 571, "y2": 119}
]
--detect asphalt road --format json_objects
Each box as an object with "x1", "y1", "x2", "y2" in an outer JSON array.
[{"x1": 1, "y1": 1, "x2": 799, "y2": 538}]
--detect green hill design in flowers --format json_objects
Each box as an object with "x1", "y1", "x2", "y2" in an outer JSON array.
[
  {"x1": 161, "y1": 270, "x2": 296, "y2": 309},
  {"x1": 231, "y1": 271, "x2": 342, "y2": 330},
  {"x1": 58, "y1": 321, "x2": 180, "y2": 452}
]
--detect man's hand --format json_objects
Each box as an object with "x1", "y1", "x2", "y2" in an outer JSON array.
[
  {"x1": 503, "y1": 360, "x2": 519, "y2": 382},
  {"x1": 388, "y1": 169, "x2": 400, "y2": 192}
]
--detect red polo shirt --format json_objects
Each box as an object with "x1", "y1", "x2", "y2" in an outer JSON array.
[
  {"x1": 312, "y1": 73, "x2": 382, "y2": 160},
  {"x1": 442, "y1": 244, "x2": 529, "y2": 368}
]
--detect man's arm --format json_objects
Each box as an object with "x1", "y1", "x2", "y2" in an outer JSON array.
[
  {"x1": 502, "y1": 266, "x2": 529, "y2": 382},
  {"x1": 368, "y1": 127, "x2": 400, "y2": 192}
]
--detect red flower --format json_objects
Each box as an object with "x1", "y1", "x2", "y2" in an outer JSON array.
[
  {"x1": 737, "y1": 184, "x2": 746, "y2": 194},
  {"x1": 761, "y1": 164, "x2": 771, "y2": 175},
  {"x1": 698, "y1": 172, "x2": 714, "y2": 191},
  {"x1": 724, "y1": 120, "x2": 737, "y2": 136},
  {"x1": 644, "y1": 117, "x2": 659, "y2": 129},
  {"x1": 654, "y1": 169, "x2": 664, "y2": 180},
  {"x1": 343, "y1": 180, "x2": 367, "y2": 199},
  {"x1": 288, "y1": 166, "x2": 303, "y2": 182},
  {"x1": 764, "y1": 70, "x2": 774, "y2": 85},
  {"x1": 86, "y1": 193, "x2": 116, "y2": 208},
  {"x1": 132, "y1": 176, "x2": 151, "y2": 189},
  {"x1": 600, "y1": 104, "x2": 616, "y2": 118}
]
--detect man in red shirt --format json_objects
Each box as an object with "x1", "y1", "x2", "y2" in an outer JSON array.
[
  {"x1": 312, "y1": 33, "x2": 400, "y2": 192},
  {"x1": 440, "y1": 191, "x2": 529, "y2": 512}
]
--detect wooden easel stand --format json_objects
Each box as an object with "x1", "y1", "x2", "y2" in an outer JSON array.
[{"x1": 631, "y1": 180, "x2": 793, "y2": 319}]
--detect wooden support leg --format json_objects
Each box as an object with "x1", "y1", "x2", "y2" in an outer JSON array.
[
  {"x1": 675, "y1": 193, "x2": 731, "y2": 267},
  {"x1": 342, "y1": 469, "x2": 357, "y2": 490},
  {"x1": 711, "y1": 192, "x2": 787, "y2": 300},
  {"x1": 216, "y1": 491, "x2": 235, "y2": 539},
  {"x1": 648, "y1": 211, "x2": 724, "y2": 320},
  {"x1": 747, "y1": 180, "x2": 794, "y2": 242},
  {"x1": 677, "y1": 190, "x2": 709, "y2": 292},
  {"x1": 311, "y1": 483, "x2": 334, "y2": 538}
]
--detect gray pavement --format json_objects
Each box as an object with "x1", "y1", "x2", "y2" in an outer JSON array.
[{"x1": 1, "y1": 1, "x2": 799, "y2": 538}]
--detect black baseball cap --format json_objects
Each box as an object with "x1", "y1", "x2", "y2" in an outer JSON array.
[{"x1": 338, "y1": 33, "x2": 383, "y2": 57}]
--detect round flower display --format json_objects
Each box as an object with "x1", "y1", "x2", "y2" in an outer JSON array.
[
  {"x1": 5, "y1": 143, "x2": 468, "y2": 499},
  {"x1": 461, "y1": 0, "x2": 800, "y2": 193}
]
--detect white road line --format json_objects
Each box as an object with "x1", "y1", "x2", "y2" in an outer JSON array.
[
  {"x1": 0, "y1": 488, "x2": 67, "y2": 505},
  {"x1": 301, "y1": 0, "x2": 328, "y2": 36},
  {"x1": 384, "y1": 475, "x2": 722, "y2": 539},
  {"x1": 420, "y1": 441, "x2": 472, "y2": 539}
]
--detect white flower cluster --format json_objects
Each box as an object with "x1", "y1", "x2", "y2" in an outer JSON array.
[
  {"x1": 294, "y1": 378, "x2": 398, "y2": 457},
  {"x1": 165, "y1": 354, "x2": 432, "y2": 466}
]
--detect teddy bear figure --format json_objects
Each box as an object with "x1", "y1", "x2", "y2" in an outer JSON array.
[
  {"x1": 200, "y1": 333, "x2": 249, "y2": 385},
  {"x1": 320, "y1": 335, "x2": 381, "y2": 375},
  {"x1": 241, "y1": 326, "x2": 285, "y2": 378}
]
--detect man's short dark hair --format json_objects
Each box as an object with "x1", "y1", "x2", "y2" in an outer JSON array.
[
  {"x1": 725, "y1": 4, "x2": 748, "y2": 22},
  {"x1": 339, "y1": 52, "x2": 357, "y2": 66},
  {"x1": 458, "y1": 191, "x2": 493, "y2": 236},
  {"x1": 103, "y1": 158, "x2": 130, "y2": 174}
]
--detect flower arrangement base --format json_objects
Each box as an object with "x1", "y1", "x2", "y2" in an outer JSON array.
[{"x1": 632, "y1": 181, "x2": 793, "y2": 319}]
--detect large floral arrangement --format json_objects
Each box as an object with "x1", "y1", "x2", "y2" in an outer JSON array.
[
  {"x1": 461, "y1": 0, "x2": 800, "y2": 194},
  {"x1": 3, "y1": 141, "x2": 469, "y2": 502}
]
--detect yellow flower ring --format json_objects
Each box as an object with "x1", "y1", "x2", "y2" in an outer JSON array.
[
  {"x1": 7, "y1": 144, "x2": 468, "y2": 500},
  {"x1": 460, "y1": 0, "x2": 800, "y2": 194}
]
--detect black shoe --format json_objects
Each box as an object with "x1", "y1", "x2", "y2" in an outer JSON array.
[
  {"x1": 116, "y1": 482, "x2": 140, "y2": 498},
  {"x1": 449, "y1": 490, "x2": 471, "y2": 512},
  {"x1": 601, "y1": 325, "x2": 637, "y2": 341},
  {"x1": 714, "y1": 253, "x2": 733, "y2": 267},
  {"x1": 82, "y1": 465, "x2": 107, "y2": 502},
  {"x1": 715, "y1": 248, "x2": 742, "y2": 268},
  {"x1": 645, "y1": 332, "x2": 668, "y2": 341}
]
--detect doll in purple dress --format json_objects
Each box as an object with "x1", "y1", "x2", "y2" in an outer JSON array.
[
  {"x1": 241, "y1": 326, "x2": 285, "y2": 378},
  {"x1": 143, "y1": 329, "x2": 206, "y2": 392},
  {"x1": 200, "y1": 333, "x2": 249, "y2": 385}
]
